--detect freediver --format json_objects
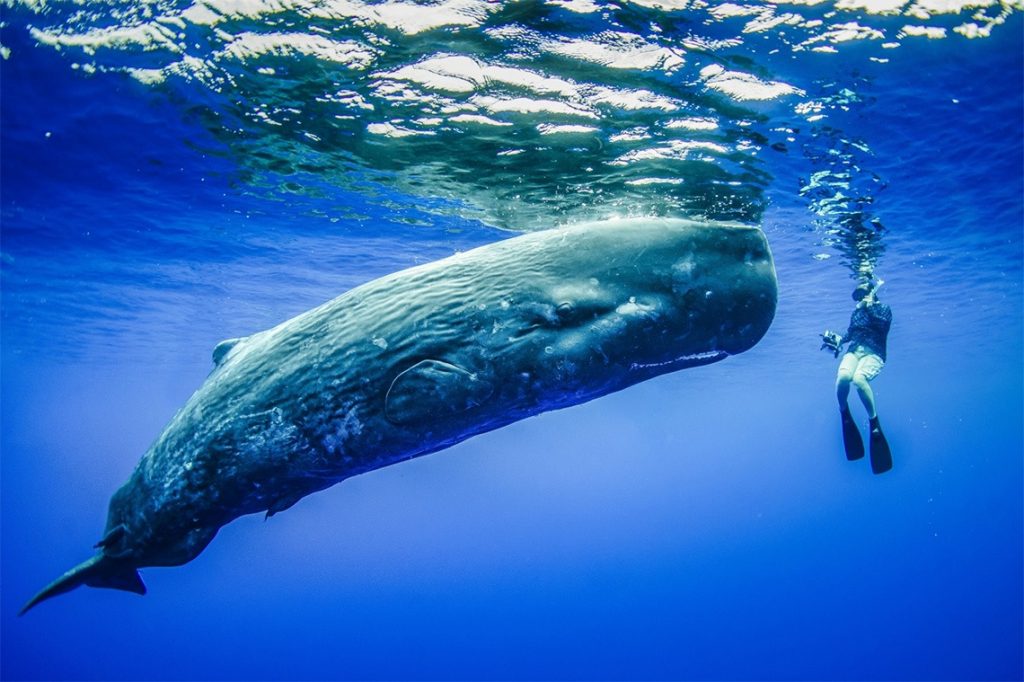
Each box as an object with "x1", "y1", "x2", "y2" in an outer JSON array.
[{"x1": 821, "y1": 279, "x2": 893, "y2": 474}]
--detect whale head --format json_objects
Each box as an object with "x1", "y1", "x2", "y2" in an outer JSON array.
[
  {"x1": 478, "y1": 218, "x2": 777, "y2": 403},
  {"x1": 382, "y1": 217, "x2": 777, "y2": 434}
]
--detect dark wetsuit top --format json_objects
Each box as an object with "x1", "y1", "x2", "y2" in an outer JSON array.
[{"x1": 844, "y1": 302, "x2": 892, "y2": 361}]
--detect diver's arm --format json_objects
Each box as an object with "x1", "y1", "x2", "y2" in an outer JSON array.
[{"x1": 864, "y1": 278, "x2": 885, "y2": 304}]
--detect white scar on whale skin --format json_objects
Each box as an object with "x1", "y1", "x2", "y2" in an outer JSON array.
[{"x1": 21, "y1": 217, "x2": 777, "y2": 614}]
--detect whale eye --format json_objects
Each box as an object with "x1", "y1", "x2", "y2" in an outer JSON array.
[{"x1": 553, "y1": 298, "x2": 615, "y2": 326}]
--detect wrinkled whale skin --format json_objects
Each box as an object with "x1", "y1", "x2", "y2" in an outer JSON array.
[{"x1": 23, "y1": 217, "x2": 777, "y2": 612}]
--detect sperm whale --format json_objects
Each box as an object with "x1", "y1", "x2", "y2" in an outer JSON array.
[{"x1": 22, "y1": 217, "x2": 777, "y2": 613}]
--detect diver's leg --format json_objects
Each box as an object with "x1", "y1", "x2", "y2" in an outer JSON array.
[
  {"x1": 835, "y1": 353, "x2": 864, "y2": 460},
  {"x1": 854, "y1": 355, "x2": 892, "y2": 474},
  {"x1": 851, "y1": 354, "x2": 884, "y2": 419},
  {"x1": 852, "y1": 374, "x2": 877, "y2": 419},
  {"x1": 835, "y1": 353, "x2": 857, "y2": 409}
]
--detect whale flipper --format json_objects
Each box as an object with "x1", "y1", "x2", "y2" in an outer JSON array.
[
  {"x1": 385, "y1": 359, "x2": 495, "y2": 426},
  {"x1": 20, "y1": 554, "x2": 145, "y2": 615},
  {"x1": 212, "y1": 337, "x2": 246, "y2": 366}
]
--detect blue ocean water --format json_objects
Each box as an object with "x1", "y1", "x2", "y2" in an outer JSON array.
[{"x1": 1, "y1": 2, "x2": 1022, "y2": 680}]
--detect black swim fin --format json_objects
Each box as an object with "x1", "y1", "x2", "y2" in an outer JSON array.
[
  {"x1": 840, "y1": 408, "x2": 864, "y2": 461},
  {"x1": 869, "y1": 416, "x2": 893, "y2": 474}
]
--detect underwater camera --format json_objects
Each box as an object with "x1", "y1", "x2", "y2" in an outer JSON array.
[{"x1": 820, "y1": 330, "x2": 843, "y2": 357}]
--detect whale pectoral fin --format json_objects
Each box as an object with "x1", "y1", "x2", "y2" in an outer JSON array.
[
  {"x1": 385, "y1": 359, "x2": 494, "y2": 426},
  {"x1": 212, "y1": 337, "x2": 246, "y2": 366}
]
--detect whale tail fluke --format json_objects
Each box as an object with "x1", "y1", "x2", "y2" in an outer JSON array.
[{"x1": 19, "y1": 554, "x2": 146, "y2": 616}]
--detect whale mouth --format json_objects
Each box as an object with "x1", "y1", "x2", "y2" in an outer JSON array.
[{"x1": 629, "y1": 350, "x2": 728, "y2": 372}]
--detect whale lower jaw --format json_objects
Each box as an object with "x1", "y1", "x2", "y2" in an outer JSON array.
[{"x1": 630, "y1": 350, "x2": 729, "y2": 372}]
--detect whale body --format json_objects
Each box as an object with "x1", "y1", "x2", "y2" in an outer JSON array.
[{"x1": 23, "y1": 217, "x2": 777, "y2": 613}]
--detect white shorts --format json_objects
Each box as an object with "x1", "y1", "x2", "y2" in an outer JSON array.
[{"x1": 838, "y1": 346, "x2": 884, "y2": 381}]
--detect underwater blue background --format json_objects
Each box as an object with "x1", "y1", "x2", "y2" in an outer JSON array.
[{"x1": 1, "y1": 2, "x2": 1022, "y2": 680}]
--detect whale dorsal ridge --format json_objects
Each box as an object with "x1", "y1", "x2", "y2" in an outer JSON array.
[
  {"x1": 212, "y1": 337, "x2": 246, "y2": 366},
  {"x1": 385, "y1": 359, "x2": 494, "y2": 426}
]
